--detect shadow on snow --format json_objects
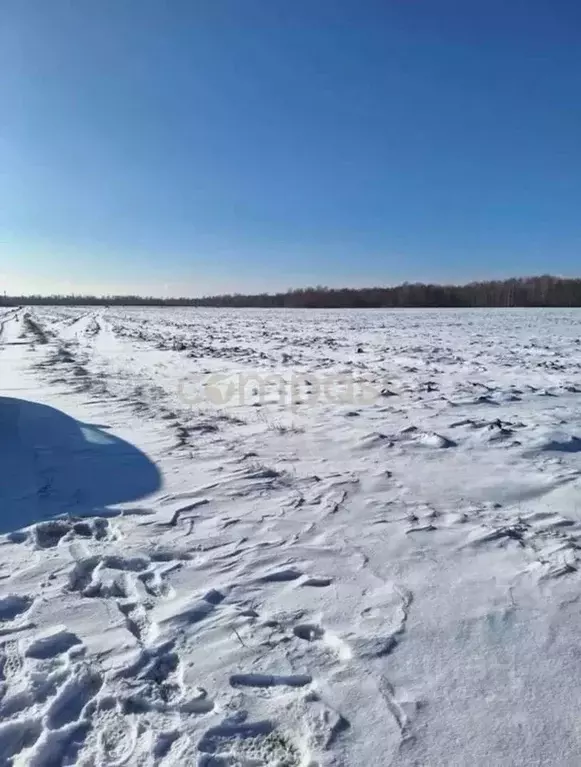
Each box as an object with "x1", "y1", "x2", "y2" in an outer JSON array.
[{"x1": 0, "y1": 397, "x2": 161, "y2": 535}]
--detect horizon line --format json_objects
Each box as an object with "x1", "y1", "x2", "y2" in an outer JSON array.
[{"x1": 1, "y1": 273, "x2": 575, "y2": 302}]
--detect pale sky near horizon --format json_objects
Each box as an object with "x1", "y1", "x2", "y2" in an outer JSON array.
[{"x1": 3, "y1": 0, "x2": 581, "y2": 296}]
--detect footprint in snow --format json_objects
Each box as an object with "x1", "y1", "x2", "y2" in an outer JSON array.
[
  {"x1": 198, "y1": 714, "x2": 302, "y2": 766},
  {"x1": 0, "y1": 595, "x2": 34, "y2": 622}
]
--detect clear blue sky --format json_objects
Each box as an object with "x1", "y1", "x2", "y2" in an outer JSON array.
[{"x1": 2, "y1": 0, "x2": 581, "y2": 296}]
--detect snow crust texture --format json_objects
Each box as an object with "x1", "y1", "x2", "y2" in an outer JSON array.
[{"x1": 2, "y1": 306, "x2": 581, "y2": 766}]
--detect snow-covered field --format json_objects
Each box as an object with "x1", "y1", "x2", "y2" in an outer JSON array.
[{"x1": 2, "y1": 305, "x2": 581, "y2": 766}]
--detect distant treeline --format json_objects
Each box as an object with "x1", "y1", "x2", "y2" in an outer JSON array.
[{"x1": 3, "y1": 275, "x2": 581, "y2": 308}]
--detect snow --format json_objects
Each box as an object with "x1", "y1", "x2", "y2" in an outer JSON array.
[{"x1": 2, "y1": 305, "x2": 581, "y2": 765}]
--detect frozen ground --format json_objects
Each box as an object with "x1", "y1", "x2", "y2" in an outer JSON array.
[{"x1": 2, "y1": 305, "x2": 581, "y2": 765}]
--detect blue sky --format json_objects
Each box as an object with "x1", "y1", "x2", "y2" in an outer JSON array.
[{"x1": 2, "y1": 0, "x2": 581, "y2": 296}]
